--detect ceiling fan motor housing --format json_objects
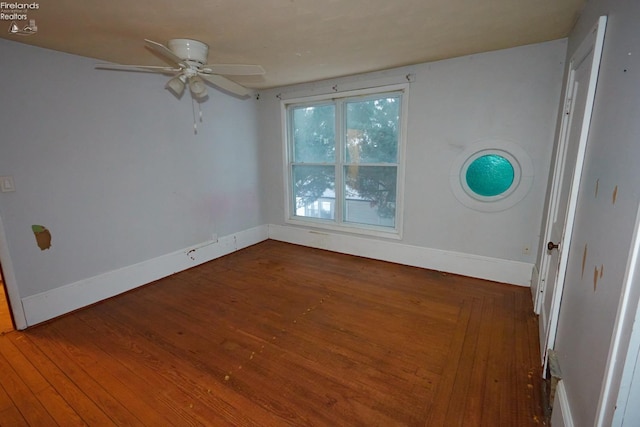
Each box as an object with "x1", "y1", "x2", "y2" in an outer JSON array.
[{"x1": 168, "y1": 39, "x2": 209, "y2": 64}]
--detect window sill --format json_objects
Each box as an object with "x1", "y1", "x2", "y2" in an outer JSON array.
[{"x1": 284, "y1": 217, "x2": 403, "y2": 240}]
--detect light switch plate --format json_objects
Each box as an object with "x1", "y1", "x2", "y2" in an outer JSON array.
[{"x1": 0, "y1": 176, "x2": 15, "y2": 192}]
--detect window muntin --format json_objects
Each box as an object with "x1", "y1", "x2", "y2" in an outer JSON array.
[{"x1": 285, "y1": 86, "x2": 406, "y2": 237}]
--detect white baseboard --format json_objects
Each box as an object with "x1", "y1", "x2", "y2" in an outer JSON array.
[
  {"x1": 20, "y1": 223, "x2": 534, "y2": 327},
  {"x1": 552, "y1": 380, "x2": 574, "y2": 427},
  {"x1": 21, "y1": 225, "x2": 268, "y2": 326},
  {"x1": 268, "y1": 224, "x2": 534, "y2": 286}
]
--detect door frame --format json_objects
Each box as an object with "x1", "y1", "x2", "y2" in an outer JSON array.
[
  {"x1": 603, "y1": 203, "x2": 640, "y2": 426},
  {"x1": 533, "y1": 63, "x2": 576, "y2": 316},
  {"x1": 0, "y1": 214, "x2": 27, "y2": 329},
  {"x1": 535, "y1": 16, "x2": 607, "y2": 366}
]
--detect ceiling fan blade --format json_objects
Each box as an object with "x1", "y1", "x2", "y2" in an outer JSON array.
[
  {"x1": 199, "y1": 73, "x2": 251, "y2": 97},
  {"x1": 144, "y1": 39, "x2": 185, "y2": 66},
  {"x1": 95, "y1": 63, "x2": 180, "y2": 74},
  {"x1": 202, "y1": 64, "x2": 265, "y2": 76}
]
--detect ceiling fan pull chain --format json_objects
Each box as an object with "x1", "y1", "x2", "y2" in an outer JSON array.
[{"x1": 192, "y1": 98, "x2": 198, "y2": 134}]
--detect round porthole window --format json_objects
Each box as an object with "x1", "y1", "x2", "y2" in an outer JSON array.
[
  {"x1": 450, "y1": 141, "x2": 533, "y2": 212},
  {"x1": 462, "y1": 151, "x2": 519, "y2": 200},
  {"x1": 466, "y1": 154, "x2": 515, "y2": 196}
]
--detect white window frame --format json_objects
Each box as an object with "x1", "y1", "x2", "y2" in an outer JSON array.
[{"x1": 281, "y1": 83, "x2": 408, "y2": 239}]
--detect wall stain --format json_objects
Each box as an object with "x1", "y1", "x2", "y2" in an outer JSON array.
[
  {"x1": 581, "y1": 244, "x2": 588, "y2": 279},
  {"x1": 32, "y1": 225, "x2": 51, "y2": 250},
  {"x1": 613, "y1": 185, "x2": 618, "y2": 205},
  {"x1": 595, "y1": 179, "x2": 599, "y2": 198},
  {"x1": 594, "y1": 264, "x2": 604, "y2": 292}
]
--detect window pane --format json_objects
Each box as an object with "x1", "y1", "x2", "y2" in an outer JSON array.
[
  {"x1": 344, "y1": 165, "x2": 397, "y2": 227},
  {"x1": 293, "y1": 165, "x2": 335, "y2": 219},
  {"x1": 292, "y1": 104, "x2": 335, "y2": 163},
  {"x1": 346, "y1": 96, "x2": 400, "y2": 164},
  {"x1": 465, "y1": 154, "x2": 515, "y2": 197}
]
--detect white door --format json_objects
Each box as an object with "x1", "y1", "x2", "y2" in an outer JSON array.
[{"x1": 535, "y1": 16, "x2": 607, "y2": 365}]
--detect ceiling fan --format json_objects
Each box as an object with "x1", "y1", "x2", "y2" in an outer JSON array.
[{"x1": 96, "y1": 38, "x2": 265, "y2": 99}]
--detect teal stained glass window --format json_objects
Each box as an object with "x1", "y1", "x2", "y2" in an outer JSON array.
[{"x1": 465, "y1": 154, "x2": 515, "y2": 197}]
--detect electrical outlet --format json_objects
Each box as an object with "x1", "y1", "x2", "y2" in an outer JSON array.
[
  {"x1": 523, "y1": 246, "x2": 531, "y2": 255},
  {"x1": 0, "y1": 176, "x2": 15, "y2": 192},
  {"x1": 211, "y1": 233, "x2": 218, "y2": 243}
]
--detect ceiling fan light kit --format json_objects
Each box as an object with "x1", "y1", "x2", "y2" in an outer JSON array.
[
  {"x1": 166, "y1": 74, "x2": 186, "y2": 97},
  {"x1": 188, "y1": 75, "x2": 207, "y2": 99}
]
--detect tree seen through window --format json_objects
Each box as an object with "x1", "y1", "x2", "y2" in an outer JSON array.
[{"x1": 289, "y1": 90, "x2": 402, "y2": 230}]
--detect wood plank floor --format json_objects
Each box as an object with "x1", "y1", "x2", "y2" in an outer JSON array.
[
  {"x1": 0, "y1": 277, "x2": 14, "y2": 334},
  {"x1": 0, "y1": 240, "x2": 547, "y2": 426}
]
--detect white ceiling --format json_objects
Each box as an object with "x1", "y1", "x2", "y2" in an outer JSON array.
[{"x1": 2, "y1": 0, "x2": 585, "y2": 89}]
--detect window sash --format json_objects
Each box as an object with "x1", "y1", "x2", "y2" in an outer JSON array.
[{"x1": 284, "y1": 84, "x2": 407, "y2": 238}]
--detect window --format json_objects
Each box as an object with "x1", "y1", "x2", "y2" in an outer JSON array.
[
  {"x1": 464, "y1": 152, "x2": 516, "y2": 198},
  {"x1": 449, "y1": 141, "x2": 534, "y2": 212},
  {"x1": 284, "y1": 84, "x2": 407, "y2": 238}
]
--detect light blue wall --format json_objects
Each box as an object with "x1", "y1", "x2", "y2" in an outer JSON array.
[
  {"x1": 0, "y1": 39, "x2": 263, "y2": 298},
  {"x1": 0, "y1": 36, "x2": 569, "y2": 329}
]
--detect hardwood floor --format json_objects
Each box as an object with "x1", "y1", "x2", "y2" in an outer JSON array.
[
  {"x1": 0, "y1": 278, "x2": 13, "y2": 334},
  {"x1": 0, "y1": 240, "x2": 546, "y2": 426}
]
